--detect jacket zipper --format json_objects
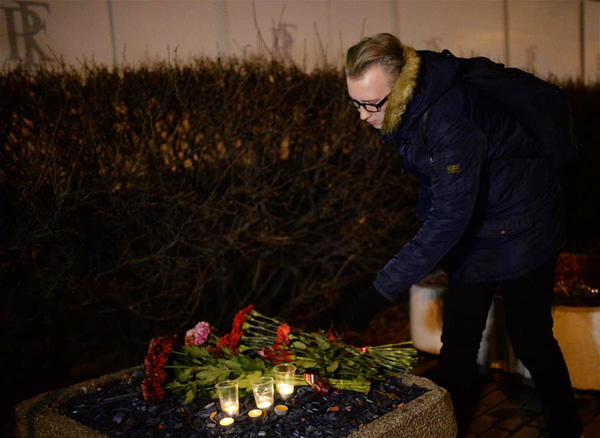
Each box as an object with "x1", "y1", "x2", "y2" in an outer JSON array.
[{"x1": 429, "y1": 156, "x2": 436, "y2": 177}]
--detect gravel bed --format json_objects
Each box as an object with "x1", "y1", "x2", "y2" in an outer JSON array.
[{"x1": 59, "y1": 370, "x2": 428, "y2": 438}]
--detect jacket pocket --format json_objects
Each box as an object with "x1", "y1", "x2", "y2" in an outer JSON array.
[{"x1": 475, "y1": 212, "x2": 534, "y2": 238}]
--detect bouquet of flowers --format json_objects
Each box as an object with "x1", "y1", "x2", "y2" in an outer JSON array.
[{"x1": 142, "y1": 305, "x2": 417, "y2": 404}]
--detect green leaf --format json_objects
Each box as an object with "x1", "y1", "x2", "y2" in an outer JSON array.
[
  {"x1": 247, "y1": 370, "x2": 263, "y2": 380},
  {"x1": 238, "y1": 370, "x2": 263, "y2": 392},
  {"x1": 176, "y1": 367, "x2": 193, "y2": 383},
  {"x1": 292, "y1": 341, "x2": 307, "y2": 350},
  {"x1": 313, "y1": 334, "x2": 331, "y2": 351},
  {"x1": 326, "y1": 361, "x2": 339, "y2": 373},
  {"x1": 237, "y1": 355, "x2": 252, "y2": 369},
  {"x1": 184, "y1": 389, "x2": 195, "y2": 405},
  {"x1": 195, "y1": 364, "x2": 229, "y2": 383},
  {"x1": 184, "y1": 345, "x2": 209, "y2": 358},
  {"x1": 237, "y1": 355, "x2": 267, "y2": 372},
  {"x1": 299, "y1": 360, "x2": 317, "y2": 369},
  {"x1": 223, "y1": 359, "x2": 243, "y2": 371}
]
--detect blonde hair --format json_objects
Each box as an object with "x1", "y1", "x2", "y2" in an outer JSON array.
[{"x1": 346, "y1": 33, "x2": 407, "y2": 80}]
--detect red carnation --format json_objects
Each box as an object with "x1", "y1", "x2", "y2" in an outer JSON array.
[
  {"x1": 232, "y1": 304, "x2": 255, "y2": 333},
  {"x1": 216, "y1": 330, "x2": 243, "y2": 355},
  {"x1": 228, "y1": 329, "x2": 242, "y2": 353},
  {"x1": 262, "y1": 324, "x2": 295, "y2": 365},
  {"x1": 217, "y1": 333, "x2": 232, "y2": 352},
  {"x1": 275, "y1": 323, "x2": 291, "y2": 346},
  {"x1": 141, "y1": 335, "x2": 177, "y2": 403},
  {"x1": 262, "y1": 345, "x2": 294, "y2": 365},
  {"x1": 216, "y1": 305, "x2": 255, "y2": 355},
  {"x1": 261, "y1": 347, "x2": 278, "y2": 363}
]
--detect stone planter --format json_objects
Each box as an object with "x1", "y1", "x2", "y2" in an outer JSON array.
[
  {"x1": 15, "y1": 368, "x2": 457, "y2": 438},
  {"x1": 551, "y1": 305, "x2": 600, "y2": 390},
  {"x1": 351, "y1": 374, "x2": 457, "y2": 438},
  {"x1": 409, "y1": 281, "x2": 494, "y2": 366},
  {"x1": 409, "y1": 283, "x2": 445, "y2": 355}
]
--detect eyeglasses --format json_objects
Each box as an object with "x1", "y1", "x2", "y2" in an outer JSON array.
[{"x1": 346, "y1": 94, "x2": 389, "y2": 113}]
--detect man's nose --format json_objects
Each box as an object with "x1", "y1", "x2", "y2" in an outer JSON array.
[{"x1": 358, "y1": 107, "x2": 370, "y2": 121}]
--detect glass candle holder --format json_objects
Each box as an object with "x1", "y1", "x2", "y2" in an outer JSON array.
[
  {"x1": 215, "y1": 380, "x2": 239, "y2": 417},
  {"x1": 251, "y1": 376, "x2": 274, "y2": 410},
  {"x1": 273, "y1": 363, "x2": 296, "y2": 400}
]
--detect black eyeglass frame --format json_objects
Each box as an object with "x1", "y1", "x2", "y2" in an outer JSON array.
[{"x1": 346, "y1": 94, "x2": 389, "y2": 113}]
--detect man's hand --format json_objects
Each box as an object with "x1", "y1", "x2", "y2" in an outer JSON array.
[{"x1": 341, "y1": 284, "x2": 391, "y2": 332}]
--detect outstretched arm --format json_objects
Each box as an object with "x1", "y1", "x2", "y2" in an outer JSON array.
[{"x1": 375, "y1": 118, "x2": 487, "y2": 300}]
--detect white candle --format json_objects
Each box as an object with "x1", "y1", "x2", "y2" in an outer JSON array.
[
  {"x1": 277, "y1": 383, "x2": 294, "y2": 398},
  {"x1": 257, "y1": 400, "x2": 272, "y2": 410}
]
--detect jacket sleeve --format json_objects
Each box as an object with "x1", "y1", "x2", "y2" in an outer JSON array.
[{"x1": 374, "y1": 117, "x2": 487, "y2": 300}]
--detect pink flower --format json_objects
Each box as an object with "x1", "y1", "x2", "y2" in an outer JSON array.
[{"x1": 184, "y1": 321, "x2": 211, "y2": 346}]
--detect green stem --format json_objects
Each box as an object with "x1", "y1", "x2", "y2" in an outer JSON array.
[
  {"x1": 244, "y1": 325, "x2": 279, "y2": 335},
  {"x1": 164, "y1": 365, "x2": 197, "y2": 369}
]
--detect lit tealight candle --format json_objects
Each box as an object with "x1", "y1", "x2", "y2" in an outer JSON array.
[
  {"x1": 219, "y1": 417, "x2": 234, "y2": 427},
  {"x1": 222, "y1": 402, "x2": 239, "y2": 417},
  {"x1": 257, "y1": 400, "x2": 272, "y2": 410},
  {"x1": 274, "y1": 405, "x2": 288, "y2": 416},
  {"x1": 216, "y1": 380, "x2": 239, "y2": 417},
  {"x1": 277, "y1": 383, "x2": 294, "y2": 398},
  {"x1": 248, "y1": 409, "x2": 263, "y2": 420}
]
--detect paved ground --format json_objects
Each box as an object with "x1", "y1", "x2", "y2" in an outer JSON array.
[
  {"x1": 345, "y1": 298, "x2": 600, "y2": 438},
  {"x1": 412, "y1": 354, "x2": 600, "y2": 438}
]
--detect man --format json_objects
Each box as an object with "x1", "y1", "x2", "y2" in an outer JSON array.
[{"x1": 342, "y1": 33, "x2": 582, "y2": 437}]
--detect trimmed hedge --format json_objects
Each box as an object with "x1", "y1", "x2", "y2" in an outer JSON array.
[{"x1": 0, "y1": 59, "x2": 419, "y2": 354}]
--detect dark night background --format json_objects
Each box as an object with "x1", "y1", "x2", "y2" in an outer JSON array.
[{"x1": 1, "y1": 60, "x2": 599, "y2": 437}]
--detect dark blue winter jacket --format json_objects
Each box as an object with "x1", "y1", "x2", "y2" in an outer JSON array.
[{"x1": 373, "y1": 49, "x2": 565, "y2": 300}]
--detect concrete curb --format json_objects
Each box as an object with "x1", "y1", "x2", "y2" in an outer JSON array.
[{"x1": 15, "y1": 369, "x2": 457, "y2": 438}]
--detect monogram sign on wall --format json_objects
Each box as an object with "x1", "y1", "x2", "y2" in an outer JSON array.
[{"x1": 1, "y1": 0, "x2": 51, "y2": 65}]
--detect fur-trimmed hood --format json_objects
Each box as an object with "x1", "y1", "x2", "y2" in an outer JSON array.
[
  {"x1": 381, "y1": 48, "x2": 461, "y2": 135},
  {"x1": 381, "y1": 45, "x2": 421, "y2": 134}
]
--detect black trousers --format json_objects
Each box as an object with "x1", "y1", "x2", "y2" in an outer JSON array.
[{"x1": 438, "y1": 255, "x2": 583, "y2": 438}]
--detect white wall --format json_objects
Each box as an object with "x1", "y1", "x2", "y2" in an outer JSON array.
[{"x1": 1, "y1": 0, "x2": 599, "y2": 81}]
